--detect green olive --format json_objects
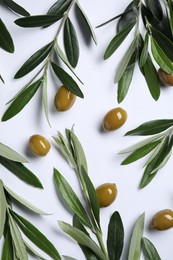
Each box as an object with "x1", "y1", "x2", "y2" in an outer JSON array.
[
  {"x1": 28, "y1": 134, "x2": 51, "y2": 157},
  {"x1": 158, "y1": 68, "x2": 173, "y2": 86},
  {"x1": 54, "y1": 85, "x2": 76, "y2": 111},
  {"x1": 102, "y1": 107, "x2": 127, "y2": 131},
  {"x1": 96, "y1": 183, "x2": 117, "y2": 207},
  {"x1": 151, "y1": 209, "x2": 173, "y2": 230}
]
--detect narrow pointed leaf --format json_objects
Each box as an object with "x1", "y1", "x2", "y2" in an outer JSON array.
[
  {"x1": 54, "y1": 168, "x2": 91, "y2": 227},
  {"x1": 128, "y1": 213, "x2": 145, "y2": 260},
  {"x1": 64, "y1": 17, "x2": 79, "y2": 68},
  {"x1": 139, "y1": 33, "x2": 149, "y2": 67},
  {"x1": 51, "y1": 62, "x2": 84, "y2": 98},
  {"x1": 47, "y1": 0, "x2": 72, "y2": 15},
  {"x1": 73, "y1": 215, "x2": 98, "y2": 260},
  {"x1": 76, "y1": 1, "x2": 97, "y2": 44},
  {"x1": 117, "y1": 2, "x2": 137, "y2": 32},
  {"x1": 42, "y1": 74, "x2": 50, "y2": 126},
  {"x1": 107, "y1": 211, "x2": 124, "y2": 260},
  {"x1": 9, "y1": 215, "x2": 28, "y2": 260},
  {"x1": 142, "y1": 237, "x2": 161, "y2": 260},
  {"x1": 2, "y1": 230, "x2": 13, "y2": 260},
  {"x1": 151, "y1": 37, "x2": 173, "y2": 74},
  {"x1": 15, "y1": 42, "x2": 53, "y2": 79},
  {"x1": 0, "y1": 18, "x2": 14, "y2": 53},
  {"x1": 4, "y1": 184, "x2": 47, "y2": 214},
  {"x1": 54, "y1": 42, "x2": 83, "y2": 84},
  {"x1": 2, "y1": 0, "x2": 30, "y2": 16},
  {"x1": 63, "y1": 256, "x2": 77, "y2": 260},
  {"x1": 144, "y1": 0, "x2": 163, "y2": 20},
  {"x1": 167, "y1": 0, "x2": 173, "y2": 35},
  {"x1": 24, "y1": 241, "x2": 46, "y2": 260},
  {"x1": 0, "y1": 142, "x2": 27, "y2": 163},
  {"x1": 59, "y1": 221, "x2": 106, "y2": 260},
  {"x1": 104, "y1": 22, "x2": 135, "y2": 60},
  {"x1": 0, "y1": 75, "x2": 4, "y2": 83},
  {"x1": 2, "y1": 79, "x2": 42, "y2": 121},
  {"x1": 0, "y1": 180, "x2": 6, "y2": 238},
  {"x1": 0, "y1": 156, "x2": 43, "y2": 188},
  {"x1": 11, "y1": 211, "x2": 61, "y2": 260},
  {"x1": 121, "y1": 140, "x2": 161, "y2": 165},
  {"x1": 125, "y1": 119, "x2": 173, "y2": 136},
  {"x1": 140, "y1": 56, "x2": 160, "y2": 100},
  {"x1": 15, "y1": 15, "x2": 61, "y2": 28},
  {"x1": 114, "y1": 38, "x2": 137, "y2": 83}
]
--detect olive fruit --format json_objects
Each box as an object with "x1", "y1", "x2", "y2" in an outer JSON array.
[
  {"x1": 96, "y1": 183, "x2": 117, "y2": 207},
  {"x1": 54, "y1": 85, "x2": 76, "y2": 111},
  {"x1": 158, "y1": 68, "x2": 173, "y2": 86},
  {"x1": 102, "y1": 107, "x2": 127, "y2": 131},
  {"x1": 28, "y1": 134, "x2": 51, "y2": 157},
  {"x1": 151, "y1": 209, "x2": 173, "y2": 231}
]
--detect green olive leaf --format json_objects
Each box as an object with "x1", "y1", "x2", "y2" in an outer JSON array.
[
  {"x1": 0, "y1": 156, "x2": 43, "y2": 188},
  {"x1": 140, "y1": 55, "x2": 160, "y2": 101},
  {"x1": 9, "y1": 215, "x2": 28, "y2": 260},
  {"x1": 76, "y1": 0, "x2": 97, "y2": 44},
  {"x1": 3, "y1": 184, "x2": 48, "y2": 215},
  {"x1": 121, "y1": 139, "x2": 161, "y2": 165},
  {"x1": 62, "y1": 256, "x2": 77, "y2": 260},
  {"x1": 2, "y1": 229, "x2": 13, "y2": 260},
  {"x1": 0, "y1": 180, "x2": 7, "y2": 239},
  {"x1": 0, "y1": 18, "x2": 14, "y2": 53},
  {"x1": 139, "y1": 33, "x2": 149, "y2": 67},
  {"x1": 142, "y1": 237, "x2": 161, "y2": 260},
  {"x1": 104, "y1": 22, "x2": 135, "y2": 60},
  {"x1": 0, "y1": 142, "x2": 28, "y2": 163},
  {"x1": 54, "y1": 168, "x2": 92, "y2": 228},
  {"x1": 51, "y1": 62, "x2": 84, "y2": 98},
  {"x1": 150, "y1": 36, "x2": 173, "y2": 74},
  {"x1": 58, "y1": 221, "x2": 107, "y2": 260},
  {"x1": 10, "y1": 210, "x2": 61, "y2": 260},
  {"x1": 114, "y1": 37, "x2": 137, "y2": 84},
  {"x1": 2, "y1": 0, "x2": 30, "y2": 16},
  {"x1": 47, "y1": 0, "x2": 72, "y2": 15},
  {"x1": 64, "y1": 17, "x2": 79, "y2": 68},
  {"x1": 14, "y1": 42, "x2": 53, "y2": 79},
  {"x1": 15, "y1": 15, "x2": 61, "y2": 28},
  {"x1": 42, "y1": 74, "x2": 50, "y2": 126},
  {"x1": 2, "y1": 79, "x2": 42, "y2": 122},
  {"x1": 167, "y1": 0, "x2": 173, "y2": 35},
  {"x1": 107, "y1": 211, "x2": 124, "y2": 260},
  {"x1": 144, "y1": 0, "x2": 163, "y2": 20},
  {"x1": 117, "y1": 2, "x2": 137, "y2": 32},
  {"x1": 128, "y1": 213, "x2": 145, "y2": 260},
  {"x1": 24, "y1": 241, "x2": 46, "y2": 260},
  {"x1": 125, "y1": 119, "x2": 173, "y2": 136},
  {"x1": 73, "y1": 215, "x2": 98, "y2": 260}
]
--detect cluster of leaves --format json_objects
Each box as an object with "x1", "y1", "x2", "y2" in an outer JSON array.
[
  {"x1": 97, "y1": 0, "x2": 173, "y2": 103},
  {"x1": 1, "y1": 0, "x2": 97, "y2": 124},
  {"x1": 0, "y1": 0, "x2": 30, "y2": 82},
  {"x1": 120, "y1": 119, "x2": 173, "y2": 188},
  {"x1": 53, "y1": 128, "x2": 161, "y2": 259}
]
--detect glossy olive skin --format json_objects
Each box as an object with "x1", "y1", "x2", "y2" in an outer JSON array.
[
  {"x1": 151, "y1": 209, "x2": 173, "y2": 230},
  {"x1": 54, "y1": 85, "x2": 76, "y2": 111},
  {"x1": 96, "y1": 183, "x2": 117, "y2": 207},
  {"x1": 158, "y1": 68, "x2": 173, "y2": 86},
  {"x1": 103, "y1": 107, "x2": 127, "y2": 131},
  {"x1": 29, "y1": 134, "x2": 51, "y2": 157}
]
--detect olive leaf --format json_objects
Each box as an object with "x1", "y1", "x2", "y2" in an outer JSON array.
[
  {"x1": 42, "y1": 74, "x2": 50, "y2": 126},
  {"x1": 51, "y1": 62, "x2": 84, "y2": 98},
  {"x1": 107, "y1": 211, "x2": 124, "y2": 260},
  {"x1": 14, "y1": 42, "x2": 53, "y2": 79},
  {"x1": 64, "y1": 17, "x2": 79, "y2": 68},
  {"x1": 47, "y1": 0, "x2": 72, "y2": 16},
  {"x1": 2, "y1": 229, "x2": 13, "y2": 260},
  {"x1": 0, "y1": 142, "x2": 28, "y2": 163},
  {"x1": 11, "y1": 210, "x2": 61, "y2": 260},
  {"x1": 2, "y1": 0, "x2": 30, "y2": 16},
  {"x1": 2, "y1": 78, "x2": 42, "y2": 122},
  {"x1": 24, "y1": 241, "x2": 46, "y2": 260},
  {"x1": 139, "y1": 33, "x2": 149, "y2": 67},
  {"x1": 142, "y1": 237, "x2": 161, "y2": 260},
  {"x1": 128, "y1": 213, "x2": 145, "y2": 260},
  {"x1": 0, "y1": 74, "x2": 4, "y2": 83},
  {"x1": 0, "y1": 181, "x2": 7, "y2": 239},
  {"x1": 15, "y1": 15, "x2": 61, "y2": 27},
  {"x1": 54, "y1": 168, "x2": 92, "y2": 228},
  {"x1": 0, "y1": 18, "x2": 14, "y2": 53},
  {"x1": 167, "y1": 0, "x2": 173, "y2": 35},
  {"x1": 0, "y1": 156, "x2": 43, "y2": 188},
  {"x1": 144, "y1": 0, "x2": 163, "y2": 20},
  {"x1": 117, "y1": 1, "x2": 137, "y2": 32},
  {"x1": 58, "y1": 221, "x2": 106, "y2": 260}
]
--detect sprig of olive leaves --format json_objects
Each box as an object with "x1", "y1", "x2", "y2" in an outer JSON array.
[
  {"x1": 97, "y1": 0, "x2": 173, "y2": 103},
  {"x1": 119, "y1": 119, "x2": 173, "y2": 188},
  {"x1": 0, "y1": 0, "x2": 29, "y2": 82},
  {"x1": 53, "y1": 128, "x2": 161, "y2": 259},
  {"x1": 2, "y1": 0, "x2": 97, "y2": 124}
]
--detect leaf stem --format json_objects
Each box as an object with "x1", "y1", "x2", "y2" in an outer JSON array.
[{"x1": 95, "y1": 229, "x2": 109, "y2": 259}]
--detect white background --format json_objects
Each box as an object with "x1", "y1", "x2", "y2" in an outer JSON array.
[{"x1": 0, "y1": 0, "x2": 173, "y2": 259}]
